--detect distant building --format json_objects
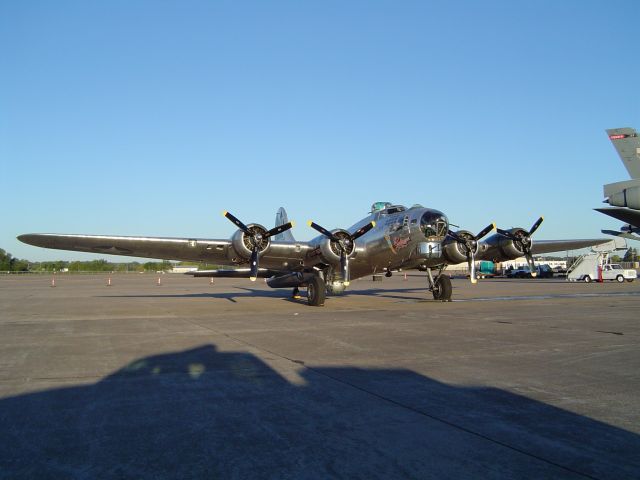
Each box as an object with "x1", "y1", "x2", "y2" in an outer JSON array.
[
  {"x1": 501, "y1": 258, "x2": 567, "y2": 270},
  {"x1": 447, "y1": 257, "x2": 567, "y2": 273},
  {"x1": 171, "y1": 265, "x2": 198, "y2": 274}
]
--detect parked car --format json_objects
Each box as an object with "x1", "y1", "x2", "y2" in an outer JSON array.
[
  {"x1": 536, "y1": 264, "x2": 555, "y2": 278},
  {"x1": 506, "y1": 264, "x2": 554, "y2": 279},
  {"x1": 506, "y1": 266, "x2": 531, "y2": 278}
]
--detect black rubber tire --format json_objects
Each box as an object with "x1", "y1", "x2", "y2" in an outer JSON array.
[
  {"x1": 584, "y1": 275, "x2": 592, "y2": 283},
  {"x1": 616, "y1": 275, "x2": 624, "y2": 283},
  {"x1": 627, "y1": 279, "x2": 634, "y2": 283},
  {"x1": 432, "y1": 274, "x2": 452, "y2": 302},
  {"x1": 307, "y1": 275, "x2": 326, "y2": 306}
]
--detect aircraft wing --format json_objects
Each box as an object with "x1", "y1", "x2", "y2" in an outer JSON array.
[
  {"x1": 17, "y1": 233, "x2": 310, "y2": 266},
  {"x1": 595, "y1": 207, "x2": 640, "y2": 228},
  {"x1": 530, "y1": 239, "x2": 611, "y2": 255}
]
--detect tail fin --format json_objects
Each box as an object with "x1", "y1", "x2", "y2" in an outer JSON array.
[
  {"x1": 606, "y1": 127, "x2": 640, "y2": 178},
  {"x1": 274, "y1": 207, "x2": 295, "y2": 242}
]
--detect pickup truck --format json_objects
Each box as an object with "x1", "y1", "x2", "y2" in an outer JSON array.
[{"x1": 584, "y1": 264, "x2": 637, "y2": 283}]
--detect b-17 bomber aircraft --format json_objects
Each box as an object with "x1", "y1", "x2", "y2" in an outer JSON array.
[{"x1": 18, "y1": 202, "x2": 608, "y2": 306}]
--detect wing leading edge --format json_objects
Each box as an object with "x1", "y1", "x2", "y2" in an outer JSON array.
[
  {"x1": 18, "y1": 234, "x2": 232, "y2": 263},
  {"x1": 530, "y1": 238, "x2": 612, "y2": 255},
  {"x1": 18, "y1": 233, "x2": 312, "y2": 269}
]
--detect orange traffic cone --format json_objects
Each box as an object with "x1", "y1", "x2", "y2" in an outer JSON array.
[{"x1": 403, "y1": 272, "x2": 408, "y2": 281}]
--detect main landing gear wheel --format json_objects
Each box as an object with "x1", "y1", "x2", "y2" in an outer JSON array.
[
  {"x1": 432, "y1": 274, "x2": 452, "y2": 302},
  {"x1": 307, "y1": 275, "x2": 326, "y2": 307},
  {"x1": 584, "y1": 275, "x2": 592, "y2": 283}
]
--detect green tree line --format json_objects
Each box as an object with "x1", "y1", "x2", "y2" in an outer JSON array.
[
  {"x1": 0, "y1": 249, "x2": 29, "y2": 272},
  {"x1": 1, "y1": 248, "x2": 224, "y2": 272}
]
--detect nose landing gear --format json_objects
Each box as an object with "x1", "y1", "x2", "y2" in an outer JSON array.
[{"x1": 426, "y1": 267, "x2": 452, "y2": 302}]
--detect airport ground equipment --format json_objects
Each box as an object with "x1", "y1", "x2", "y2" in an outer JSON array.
[
  {"x1": 18, "y1": 202, "x2": 611, "y2": 306},
  {"x1": 567, "y1": 238, "x2": 635, "y2": 282},
  {"x1": 567, "y1": 253, "x2": 605, "y2": 282},
  {"x1": 567, "y1": 253, "x2": 636, "y2": 283}
]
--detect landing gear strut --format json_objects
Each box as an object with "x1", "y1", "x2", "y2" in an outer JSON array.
[{"x1": 426, "y1": 267, "x2": 452, "y2": 302}]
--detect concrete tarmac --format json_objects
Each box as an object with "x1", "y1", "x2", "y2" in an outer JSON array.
[{"x1": 0, "y1": 273, "x2": 639, "y2": 479}]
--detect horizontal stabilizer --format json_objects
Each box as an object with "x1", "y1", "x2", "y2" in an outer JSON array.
[{"x1": 595, "y1": 207, "x2": 640, "y2": 228}]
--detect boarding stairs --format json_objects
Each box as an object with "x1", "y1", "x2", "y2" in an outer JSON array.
[
  {"x1": 566, "y1": 252, "x2": 608, "y2": 282},
  {"x1": 566, "y1": 237, "x2": 628, "y2": 282}
]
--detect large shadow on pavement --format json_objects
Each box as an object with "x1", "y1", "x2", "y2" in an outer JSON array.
[{"x1": 1, "y1": 345, "x2": 638, "y2": 479}]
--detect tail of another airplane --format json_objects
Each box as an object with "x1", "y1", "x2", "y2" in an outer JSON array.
[
  {"x1": 606, "y1": 127, "x2": 640, "y2": 179},
  {"x1": 274, "y1": 207, "x2": 296, "y2": 242}
]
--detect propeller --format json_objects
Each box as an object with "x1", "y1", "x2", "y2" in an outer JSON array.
[
  {"x1": 307, "y1": 220, "x2": 376, "y2": 286},
  {"x1": 448, "y1": 223, "x2": 496, "y2": 284},
  {"x1": 223, "y1": 211, "x2": 294, "y2": 281},
  {"x1": 496, "y1": 216, "x2": 544, "y2": 277}
]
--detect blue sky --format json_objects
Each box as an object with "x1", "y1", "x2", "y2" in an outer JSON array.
[{"x1": 2, "y1": 1, "x2": 639, "y2": 261}]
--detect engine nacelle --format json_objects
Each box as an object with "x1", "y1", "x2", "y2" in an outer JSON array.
[
  {"x1": 442, "y1": 230, "x2": 474, "y2": 264},
  {"x1": 482, "y1": 229, "x2": 527, "y2": 262},
  {"x1": 229, "y1": 223, "x2": 271, "y2": 261},
  {"x1": 317, "y1": 229, "x2": 355, "y2": 264},
  {"x1": 608, "y1": 186, "x2": 640, "y2": 209}
]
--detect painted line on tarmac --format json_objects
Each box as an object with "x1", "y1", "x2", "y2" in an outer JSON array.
[{"x1": 454, "y1": 292, "x2": 640, "y2": 302}]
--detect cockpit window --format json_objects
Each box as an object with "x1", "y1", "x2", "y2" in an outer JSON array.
[
  {"x1": 385, "y1": 206, "x2": 405, "y2": 215},
  {"x1": 371, "y1": 202, "x2": 392, "y2": 213},
  {"x1": 420, "y1": 211, "x2": 448, "y2": 239}
]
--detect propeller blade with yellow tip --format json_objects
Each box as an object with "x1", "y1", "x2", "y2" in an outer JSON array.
[
  {"x1": 476, "y1": 222, "x2": 496, "y2": 240},
  {"x1": 529, "y1": 216, "x2": 544, "y2": 236},
  {"x1": 249, "y1": 246, "x2": 259, "y2": 281},
  {"x1": 266, "y1": 222, "x2": 295, "y2": 238},
  {"x1": 222, "y1": 210, "x2": 251, "y2": 234},
  {"x1": 308, "y1": 221, "x2": 338, "y2": 241},
  {"x1": 352, "y1": 221, "x2": 376, "y2": 240}
]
